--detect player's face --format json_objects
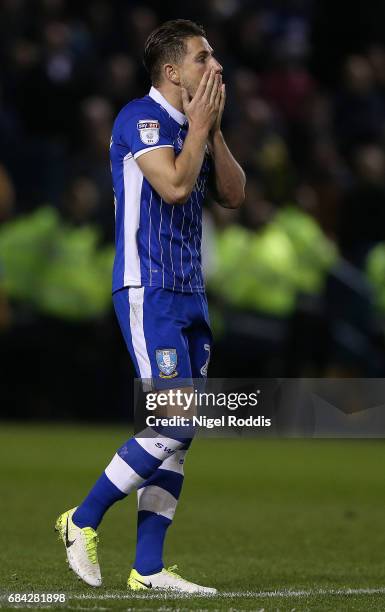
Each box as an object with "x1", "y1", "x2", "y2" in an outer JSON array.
[{"x1": 179, "y1": 36, "x2": 223, "y2": 98}]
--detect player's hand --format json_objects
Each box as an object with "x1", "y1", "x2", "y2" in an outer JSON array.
[
  {"x1": 209, "y1": 81, "x2": 225, "y2": 137},
  {"x1": 181, "y1": 69, "x2": 222, "y2": 135}
]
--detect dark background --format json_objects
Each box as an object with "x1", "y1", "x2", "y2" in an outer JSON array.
[{"x1": 1, "y1": 0, "x2": 385, "y2": 421}]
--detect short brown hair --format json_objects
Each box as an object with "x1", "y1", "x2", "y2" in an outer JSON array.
[{"x1": 144, "y1": 19, "x2": 206, "y2": 86}]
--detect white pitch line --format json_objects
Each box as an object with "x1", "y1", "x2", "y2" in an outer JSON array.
[{"x1": 70, "y1": 587, "x2": 385, "y2": 600}]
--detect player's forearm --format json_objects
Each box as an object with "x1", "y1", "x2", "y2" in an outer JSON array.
[
  {"x1": 208, "y1": 131, "x2": 246, "y2": 208},
  {"x1": 171, "y1": 127, "x2": 208, "y2": 204}
]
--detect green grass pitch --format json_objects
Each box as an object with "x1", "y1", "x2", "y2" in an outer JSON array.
[{"x1": 1, "y1": 424, "x2": 385, "y2": 611}]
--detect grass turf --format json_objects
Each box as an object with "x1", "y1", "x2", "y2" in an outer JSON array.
[{"x1": 1, "y1": 424, "x2": 385, "y2": 611}]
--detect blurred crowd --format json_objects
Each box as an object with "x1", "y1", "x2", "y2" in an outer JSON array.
[{"x1": 1, "y1": 0, "x2": 385, "y2": 418}]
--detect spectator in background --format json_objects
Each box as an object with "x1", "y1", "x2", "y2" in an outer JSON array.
[
  {"x1": 65, "y1": 96, "x2": 114, "y2": 240},
  {"x1": 0, "y1": 165, "x2": 15, "y2": 223},
  {"x1": 334, "y1": 55, "x2": 385, "y2": 156},
  {"x1": 339, "y1": 144, "x2": 385, "y2": 267},
  {"x1": 367, "y1": 44, "x2": 385, "y2": 98},
  {"x1": 101, "y1": 54, "x2": 138, "y2": 112}
]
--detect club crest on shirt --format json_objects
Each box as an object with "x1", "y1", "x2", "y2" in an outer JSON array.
[
  {"x1": 156, "y1": 348, "x2": 178, "y2": 378},
  {"x1": 137, "y1": 119, "x2": 160, "y2": 145}
]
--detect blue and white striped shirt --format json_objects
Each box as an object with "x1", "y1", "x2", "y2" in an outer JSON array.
[{"x1": 110, "y1": 87, "x2": 211, "y2": 294}]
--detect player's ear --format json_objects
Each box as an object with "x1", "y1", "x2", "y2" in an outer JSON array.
[{"x1": 164, "y1": 63, "x2": 180, "y2": 85}]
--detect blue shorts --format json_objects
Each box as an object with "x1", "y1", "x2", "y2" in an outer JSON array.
[{"x1": 113, "y1": 286, "x2": 212, "y2": 388}]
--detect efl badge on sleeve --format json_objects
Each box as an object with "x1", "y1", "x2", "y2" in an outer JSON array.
[
  {"x1": 137, "y1": 119, "x2": 160, "y2": 145},
  {"x1": 156, "y1": 348, "x2": 178, "y2": 378}
]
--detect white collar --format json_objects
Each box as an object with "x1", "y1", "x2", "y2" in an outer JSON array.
[{"x1": 149, "y1": 86, "x2": 186, "y2": 126}]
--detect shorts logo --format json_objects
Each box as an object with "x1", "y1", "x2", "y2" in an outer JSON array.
[
  {"x1": 200, "y1": 344, "x2": 211, "y2": 376},
  {"x1": 156, "y1": 348, "x2": 178, "y2": 378},
  {"x1": 137, "y1": 119, "x2": 160, "y2": 145}
]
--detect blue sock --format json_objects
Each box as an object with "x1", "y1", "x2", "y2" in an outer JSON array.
[
  {"x1": 134, "y1": 511, "x2": 171, "y2": 575},
  {"x1": 134, "y1": 453, "x2": 186, "y2": 576},
  {"x1": 71, "y1": 437, "x2": 166, "y2": 531},
  {"x1": 72, "y1": 472, "x2": 126, "y2": 529}
]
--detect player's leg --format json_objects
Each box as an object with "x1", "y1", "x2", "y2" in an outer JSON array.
[
  {"x1": 55, "y1": 287, "x2": 187, "y2": 586},
  {"x1": 151, "y1": 290, "x2": 213, "y2": 561},
  {"x1": 128, "y1": 291, "x2": 217, "y2": 593},
  {"x1": 131, "y1": 288, "x2": 194, "y2": 578},
  {"x1": 135, "y1": 290, "x2": 214, "y2": 572},
  {"x1": 128, "y1": 439, "x2": 216, "y2": 593},
  {"x1": 69, "y1": 287, "x2": 189, "y2": 526},
  {"x1": 55, "y1": 430, "x2": 187, "y2": 586},
  {"x1": 132, "y1": 447, "x2": 187, "y2": 575}
]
